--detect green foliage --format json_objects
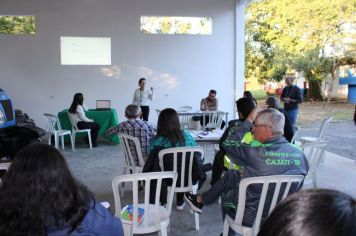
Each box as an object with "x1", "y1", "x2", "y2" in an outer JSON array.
[
  {"x1": 140, "y1": 16, "x2": 212, "y2": 35},
  {"x1": 245, "y1": 0, "x2": 355, "y2": 88},
  {"x1": 250, "y1": 90, "x2": 268, "y2": 100},
  {"x1": 0, "y1": 16, "x2": 35, "y2": 34}
]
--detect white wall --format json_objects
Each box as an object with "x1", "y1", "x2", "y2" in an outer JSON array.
[{"x1": 0, "y1": 0, "x2": 240, "y2": 129}]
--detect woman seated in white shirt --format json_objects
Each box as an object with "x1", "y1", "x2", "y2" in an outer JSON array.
[{"x1": 68, "y1": 93, "x2": 100, "y2": 147}]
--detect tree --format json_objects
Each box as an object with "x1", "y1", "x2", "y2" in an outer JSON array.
[
  {"x1": 0, "y1": 16, "x2": 35, "y2": 34},
  {"x1": 245, "y1": 0, "x2": 355, "y2": 103}
]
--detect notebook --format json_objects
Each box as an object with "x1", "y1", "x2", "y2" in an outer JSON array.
[{"x1": 95, "y1": 100, "x2": 111, "y2": 111}]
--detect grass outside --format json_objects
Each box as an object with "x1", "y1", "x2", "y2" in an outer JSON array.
[
  {"x1": 255, "y1": 98, "x2": 354, "y2": 126},
  {"x1": 298, "y1": 101, "x2": 354, "y2": 126},
  {"x1": 250, "y1": 90, "x2": 267, "y2": 100},
  {"x1": 250, "y1": 89, "x2": 354, "y2": 125}
]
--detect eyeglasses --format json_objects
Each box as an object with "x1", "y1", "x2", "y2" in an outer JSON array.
[{"x1": 253, "y1": 123, "x2": 271, "y2": 128}]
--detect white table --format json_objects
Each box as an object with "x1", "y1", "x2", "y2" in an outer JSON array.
[{"x1": 189, "y1": 129, "x2": 224, "y2": 144}]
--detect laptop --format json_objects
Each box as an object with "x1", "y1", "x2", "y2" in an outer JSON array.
[{"x1": 95, "y1": 100, "x2": 111, "y2": 111}]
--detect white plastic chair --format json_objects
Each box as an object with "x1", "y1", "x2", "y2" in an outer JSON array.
[
  {"x1": 112, "y1": 171, "x2": 178, "y2": 236},
  {"x1": 300, "y1": 116, "x2": 332, "y2": 144},
  {"x1": 178, "y1": 106, "x2": 193, "y2": 112},
  {"x1": 44, "y1": 113, "x2": 74, "y2": 151},
  {"x1": 67, "y1": 112, "x2": 92, "y2": 149},
  {"x1": 222, "y1": 175, "x2": 305, "y2": 236},
  {"x1": 178, "y1": 106, "x2": 193, "y2": 130},
  {"x1": 290, "y1": 125, "x2": 300, "y2": 144},
  {"x1": 118, "y1": 133, "x2": 145, "y2": 175},
  {"x1": 202, "y1": 111, "x2": 225, "y2": 130},
  {"x1": 0, "y1": 162, "x2": 11, "y2": 184},
  {"x1": 158, "y1": 146, "x2": 203, "y2": 230},
  {"x1": 301, "y1": 140, "x2": 328, "y2": 188}
]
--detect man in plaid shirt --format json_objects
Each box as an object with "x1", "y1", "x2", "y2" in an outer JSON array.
[{"x1": 106, "y1": 104, "x2": 156, "y2": 164}]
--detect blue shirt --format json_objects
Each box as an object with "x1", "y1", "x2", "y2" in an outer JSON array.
[{"x1": 47, "y1": 199, "x2": 124, "y2": 236}]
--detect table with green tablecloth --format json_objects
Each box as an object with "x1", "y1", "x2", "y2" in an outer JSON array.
[{"x1": 58, "y1": 109, "x2": 119, "y2": 144}]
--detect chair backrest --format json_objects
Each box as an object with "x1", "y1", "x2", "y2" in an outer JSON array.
[
  {"x1": 301, "y1": 141, "x2": 328, "y2": 175},
  {"x1": 158, "y1": 146, "x2": 203, "y2": 192},
  {"x1": 202, "y1": 111, "x2": 225, "y2": 130},
  {"x1": 44, "y1": 113, "x2": 62, "y2": 133},
  {"x1": 178, "y1": 106, "x2": 193, "y2": 112},
  {"x1": 290, "y1": 125, "x2": 300, "y2": 144},
  {"x1": 118, "y1": 133, "x2": 145, "y2": 168},
  {"x1": 316, "y1": 116, "x2": 332, "y2": 139},
  {"x1": 0, "y1": 162, "x2": 11, "y2": 184},
  {"x1": 234, "y1": 175, "x2": 305, "y2": 235},
  {"x1": 67, "y1": 112, "x2": 79, "y2": 131},
  {"x1": 112, "y1": 171, "x2": 177, "y2": 229}
]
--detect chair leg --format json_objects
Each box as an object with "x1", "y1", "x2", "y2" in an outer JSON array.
[
  {"x1": 312, "y1": 173, "x2": 317, "y2": 189},
  {"x1": 222, "y1": 218, "x2": 230, "y2": 236},
  {"x1": 194, "y1": 212, "x2": 200, "y2": 230},
  {"x1": 160, "y1": 221, "x2": 168, "y2": 236},
  {"x1": 72, "y1": 133, "x2": 76, "y2": 150},
  {"x1": 87, "y1": 131, "x2": 93, "y2": 149},
  {"x1": 48, "y1": 134, "x2": 51, "y2": 146},
  {"x1": 191, "y1": 185, "x2": 200, "y2": 230},
  {"x1": 54, "y1": 133, "x2": 59, "y2": 149},
  {"x1": 61, "y1": 135, "x2": 65, "y2": 149},
  {"x1": 69, "y1": 134, "x2": 74, "y2": 152}
]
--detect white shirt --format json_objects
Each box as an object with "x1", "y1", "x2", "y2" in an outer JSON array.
[
  {"x1": 68, "y1": 105, "x2": 93, "y2": 125},
  {"x1": 132, "y1": 88, "x2": 154, "y2": 106}
]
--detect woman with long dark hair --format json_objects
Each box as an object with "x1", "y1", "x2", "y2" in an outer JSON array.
[
  {"x1": 149, "y1": 108, "x2": 196, "y2": 151},
  {"x1": 0, "y1": 143, "x2": 124, "y2": 235},
  {"x1": 68, "y1": 93, "x2": 100, "y2": 147},
  {"x1": 147, "y1": 108, "x2": 205, "y2": 210}
]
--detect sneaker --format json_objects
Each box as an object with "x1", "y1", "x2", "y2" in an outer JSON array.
[
  {"x1": 184, "y1": 193, "x2": 203, "y2": 213},
  {"x1": 176, "y1": 202, "x2": 185, "y2": 211}
]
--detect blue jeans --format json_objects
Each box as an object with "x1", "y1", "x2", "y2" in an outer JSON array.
[{"x1": 285, "y1": 108, "x2": 298, "y2": 126}]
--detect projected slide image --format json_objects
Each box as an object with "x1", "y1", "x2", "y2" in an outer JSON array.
[{"x1": 60, "y1": 36, "x2": 111, "y2": 65}]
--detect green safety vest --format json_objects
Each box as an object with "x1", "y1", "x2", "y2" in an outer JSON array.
[{"x1": 223, "y1": 132, "x2": 254, "y2": 170}]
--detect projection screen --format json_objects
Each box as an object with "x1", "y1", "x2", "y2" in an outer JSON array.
[{"x1": 60, "y1": 36, "x2": 111, "y2": 65}]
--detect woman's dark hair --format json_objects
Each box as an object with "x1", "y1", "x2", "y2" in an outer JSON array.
[
  {"x1": 258, "y1": 189, "x2": 356, "y2": 236},
  {"x1": 69, "y1": 93, "x2": 84, "y2": 113},
  {"x1": 138, "y1": 78, "x2": 146, "y2": 84},
  {"x1": 156, "y1": 108, "x2": 184, "y2": 146},
  {"x1": 0, "y1": 143, "x2": 90, "y2": 235}
]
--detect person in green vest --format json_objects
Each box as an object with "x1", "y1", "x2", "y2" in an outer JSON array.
[{"x1": 210, "y1": 97, "x2": 256, "y2": 185}]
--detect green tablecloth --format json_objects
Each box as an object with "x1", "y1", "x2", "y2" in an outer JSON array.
[{"x1": 58, "y1": 109, "x2": 119, "y2": 144}]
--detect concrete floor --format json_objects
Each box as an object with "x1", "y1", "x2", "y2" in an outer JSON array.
[{"x1": 60, "y1": 121, "x2": 356, "y2": 236}]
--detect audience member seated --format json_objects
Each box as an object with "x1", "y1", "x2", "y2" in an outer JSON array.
[
  {"x1": 193, "y1": 89, "x2": 225, "y2": 129},
  {"x1": 265, "y1": 96, "x2": 294, "y2": 142},
  {"x1": 243, "y1": 91, "x2": 257, "y2": 105},
  {"x1": 106, "y1": 104, "x2": 156, "y2": 163},
  {"x1": 0, "y1": 143, "x2": 123, "y2": 235},
  {"x1": 210, "y1": 97, "x2": 256, "y2": 185},
  {"x1": 68, "y1": 93, "x2": 100, "y2": 147},
  {"x1": 258, "y1": 189, "x2": 356, "y2": 236},
  {"x1": 143, "y1": 108, "x2": 207, "y2": 210},
  {"x1": 185, "y1": 108, "x2": 309, "y2": 235}
]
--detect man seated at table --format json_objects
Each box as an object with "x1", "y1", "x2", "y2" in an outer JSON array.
[
  {"x1": 184, "y1": 108, "x2": 309, "y2": 234},
  {"x1": 106, "y1": 104, "x2": 156, "y2": 164},
  {"x1": 193, "y1": 89, "x2": 225, "y2": 128},
  {"x1": 210, "y1": 97, "x2": 256, "y2": 185}
]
